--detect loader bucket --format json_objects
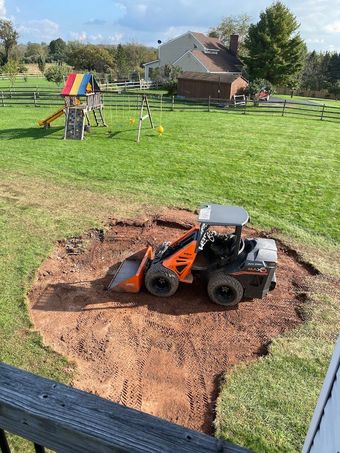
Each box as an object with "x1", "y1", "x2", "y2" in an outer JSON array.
[{"x1": 108, "y1": 246, "x2": 153, "y2": 293}]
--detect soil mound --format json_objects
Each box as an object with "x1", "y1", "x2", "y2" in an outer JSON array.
[{"x1": 29, "y1": 209, "x2": 312, "y2": 433}]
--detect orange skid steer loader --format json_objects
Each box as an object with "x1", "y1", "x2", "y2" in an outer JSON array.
[{"x1": 108, "y1": 204, "x2": 277, "y2": 307}]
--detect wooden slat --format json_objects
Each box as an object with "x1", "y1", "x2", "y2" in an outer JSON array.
[
  {"x1": 0, "y1": 428, "x2": 11, "y2": 453},
  {"x1": 0, "y1": 363, "x2": 252, "y2": 453}
]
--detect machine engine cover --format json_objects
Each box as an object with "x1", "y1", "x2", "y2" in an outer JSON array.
[{"x1": 245, "y1": 238, "x2": 277, "y2": 266}]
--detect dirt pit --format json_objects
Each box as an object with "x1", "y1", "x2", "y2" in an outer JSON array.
[{"x1": 29, "y1": 209, "x2": 313, "y2": 433}]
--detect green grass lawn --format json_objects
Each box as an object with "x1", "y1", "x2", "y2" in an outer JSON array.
[
  {"x1": 0, "y1": 76, "x2": 58, "y2": 90},
  {"x1": 0, "y1": 105, "x2": 339, "y2": 451},
  {"x1": 277, "y1": 93, "x2": 340, "y2": 108}
]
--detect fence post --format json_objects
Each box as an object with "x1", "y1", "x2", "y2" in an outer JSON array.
[
  {"x1": 320, "y1": 104, "x2": 325, "y2": 120},
  {"x1": 1, "y1": 91, "x2": 4, "y2": 107},
  {"x1": 171, "y1": 95, "x2": 175, "y2": 111},
  {"x1": 33, "y1": 91, "x2": 37, "y2": 107},
  {"x1": 282, "y1": 99, "x2": 287, "y2": 116},
  {"x1": 208, "y1": 96, "x2": 211, "y2": 112},
  {"x1": 243, "y1": 98, "x2": 247, "y2": 114}
]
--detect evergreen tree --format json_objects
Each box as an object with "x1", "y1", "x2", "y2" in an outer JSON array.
[
  {"x1": 115, "y1": 44, "x2": 129, "y2": 79},
  {"x1": 300, "y1": 51, "x2": 324, "y2": 90},
  {"x1": 327, "y1": 53, "x2": 340, "y2": 84},
  {"x1": 244, "y1": 2, "x2": 306, "y2": 85}
]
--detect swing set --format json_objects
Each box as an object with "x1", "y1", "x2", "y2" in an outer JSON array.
[{"x1": 109, "y1": 93, "x2": 164, "y2": 143}]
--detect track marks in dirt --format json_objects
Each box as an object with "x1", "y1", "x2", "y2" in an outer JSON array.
[{"x1": 29, "y1": 210, "x2": 313, "y2": 433}]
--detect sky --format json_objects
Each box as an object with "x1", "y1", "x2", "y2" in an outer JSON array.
[{"x1": 0, "y1": 0, "x2": 339, "y2": 51}]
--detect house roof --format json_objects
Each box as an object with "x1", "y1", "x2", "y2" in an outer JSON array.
[
  {"x1": 178, "y1": 72, "x2": 248, "y2": 84},
  {"x1": 191, "y1": 49, "x2": 242, "y2": 73},
  {"x1": 61, "y1": 73, "x2": 100, "y2": 97},
  {"x1": 143, "y1": 30, "x2": 244, "y2": 74},
  {"x1": 191, "y1": 32, "x2": 222, "y2": 51}
]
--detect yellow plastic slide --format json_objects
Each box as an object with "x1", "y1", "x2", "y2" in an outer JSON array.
[{"x1": 38, "y1": 107, "x2": 64, "y2": 127}]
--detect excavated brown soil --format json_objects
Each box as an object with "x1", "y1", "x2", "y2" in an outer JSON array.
[{"x1": 29, "y1": 209, "x2": 314, "y2": 433}]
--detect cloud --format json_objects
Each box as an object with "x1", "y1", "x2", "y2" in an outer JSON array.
[
  {"x1": 114, "y1": 0, "x2": 219, "y2": 32},
  {"x1": 70, "y1": 31, "x2": 88, "y2": 42},
  {"x1": 325, "y1": 20, "x2": 340, "y2": 33},
  {"x1": 84, "y1": 19, "x2": 107, "y2": 26},
  {"x1": 306, "y1": 37, "x2": 325, "y2": 44},
  {"x1": 0, "y1": 0, "x2": 6, "y2": 17},
  {"x1": 17, "y1": 19, "x2": 60, "y2": 41},
  {"x1": 108, "y1": 32, "x2": 124, "y2": 43},
  {"x1": 89, "y1": 33, "x2": 103, "y2": 42}
]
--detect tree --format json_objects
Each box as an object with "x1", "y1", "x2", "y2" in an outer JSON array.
[
  {"x1": 149, "y1": 64, "x2": 181, "y2": 94},
  {"x1": 244, "y1": 2, "x2": 306, "y2": 85},
  {"x1": 24, "y1": 42, "x2": 48, "y2": 64},
  {"x1": 209, "y1": 14, "x2": 250, "y2": 57},
  {"x1": 300, "y1": 51, "x2": 323, "y2": 90},
  {"x1": 328, "y1": 80, "x2": 340, "y2": 99},
  {"x1": 0, "y1": 20, "x2": 19, "y2": 65},
  {"x1": 48, "y1": 38, "x2": 67, "y2": 62},
  {"x1": 1, "y1": 59, "x2": 19, "y2": 86},
  {"x1": 123, "y1": 43, "x2": 157, "y2": 76},
  {"x1": 66, "y1": 44, "x2": 114, "y2": 73},
  {"x1": 115, "y1": 44, "x2": 129, "y2": 78},
  {"x1": 37, "y1": 56, "x2": 46, "y2": 74},
  {"x1": 327, "y1": 53, "x2": 340, "y2": 84},
  {"x1": 44, "y1": 63, "x2": 69, "y2": 86},
  {"x1": 246, "y1": 78, "x2": 273, "y2": 98}
]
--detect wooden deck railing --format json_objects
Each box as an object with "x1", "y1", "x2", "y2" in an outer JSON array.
[{"x1": 0, "y1": 363, "x2": 252, "y2": 453}]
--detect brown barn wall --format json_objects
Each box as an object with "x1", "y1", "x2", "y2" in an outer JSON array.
[
  {"x1": 178, "y1": 79, "x2": 231, "y2": 99},
  {"x1": 230, "y1": 78, "x2": 248, "y2": 98}
]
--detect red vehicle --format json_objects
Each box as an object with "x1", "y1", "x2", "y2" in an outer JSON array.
[{"x1": 258, "y1": 89, "x2": 270, "y2": 101}]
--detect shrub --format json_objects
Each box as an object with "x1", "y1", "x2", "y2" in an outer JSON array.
[{"x1": 44, "y1": 63, "x2": 69, "y2": 86}]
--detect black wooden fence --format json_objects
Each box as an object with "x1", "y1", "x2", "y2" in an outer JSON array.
[
  {"x1": 0, "y1": 363, "x2": 251, "y2": 453},
  {"x1": 0, "y1": 88, "x2": 340, "y2": 122}
]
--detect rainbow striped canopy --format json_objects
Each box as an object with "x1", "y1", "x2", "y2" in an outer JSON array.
[{"x1": 61, "y1": 73, "x2": 100, "y2": 97}]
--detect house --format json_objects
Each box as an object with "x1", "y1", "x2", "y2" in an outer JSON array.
[
  {"x1": 144, "y1": 31, "x2": 243, "y2": 81},
  {"x1": 177, "y1": 72, "x2": 248, "y2": 100}
]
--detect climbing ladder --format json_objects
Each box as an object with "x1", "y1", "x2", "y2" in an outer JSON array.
[{"x1": 92, "y1": 108, "x2": 107, "y2": 127}]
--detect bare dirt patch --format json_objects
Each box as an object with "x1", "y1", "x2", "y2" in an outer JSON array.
[{"x1": 28, "y1": 209, "x2": 313, "y2": 433}]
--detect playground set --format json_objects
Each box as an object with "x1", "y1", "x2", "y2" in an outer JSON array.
[
  {"x1": 39, "y1": 73, "x2": 106, "y2": 140},
  {"x1": 39, "y1": 73, "x2": 164, "y2": 142}
]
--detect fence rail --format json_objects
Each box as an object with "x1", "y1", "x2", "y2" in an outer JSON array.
[
  {"x1": 0, "y1": 363, "x2": 251, "y2": 453},
  {"x1": 0, "y1": 90, "x2": 339, "y2": 121}
]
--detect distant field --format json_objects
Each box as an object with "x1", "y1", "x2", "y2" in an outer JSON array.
[
  {"x1": 0, "y1": 105, "x2": 339, "y2": 452},
  {"x1": 0, "y1": 76, "x2": 58, "y2": 90}
]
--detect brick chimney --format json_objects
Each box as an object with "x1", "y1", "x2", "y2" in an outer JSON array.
[{"x1": 229, "y1": 34, "x2": 239, "y2": 55}]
